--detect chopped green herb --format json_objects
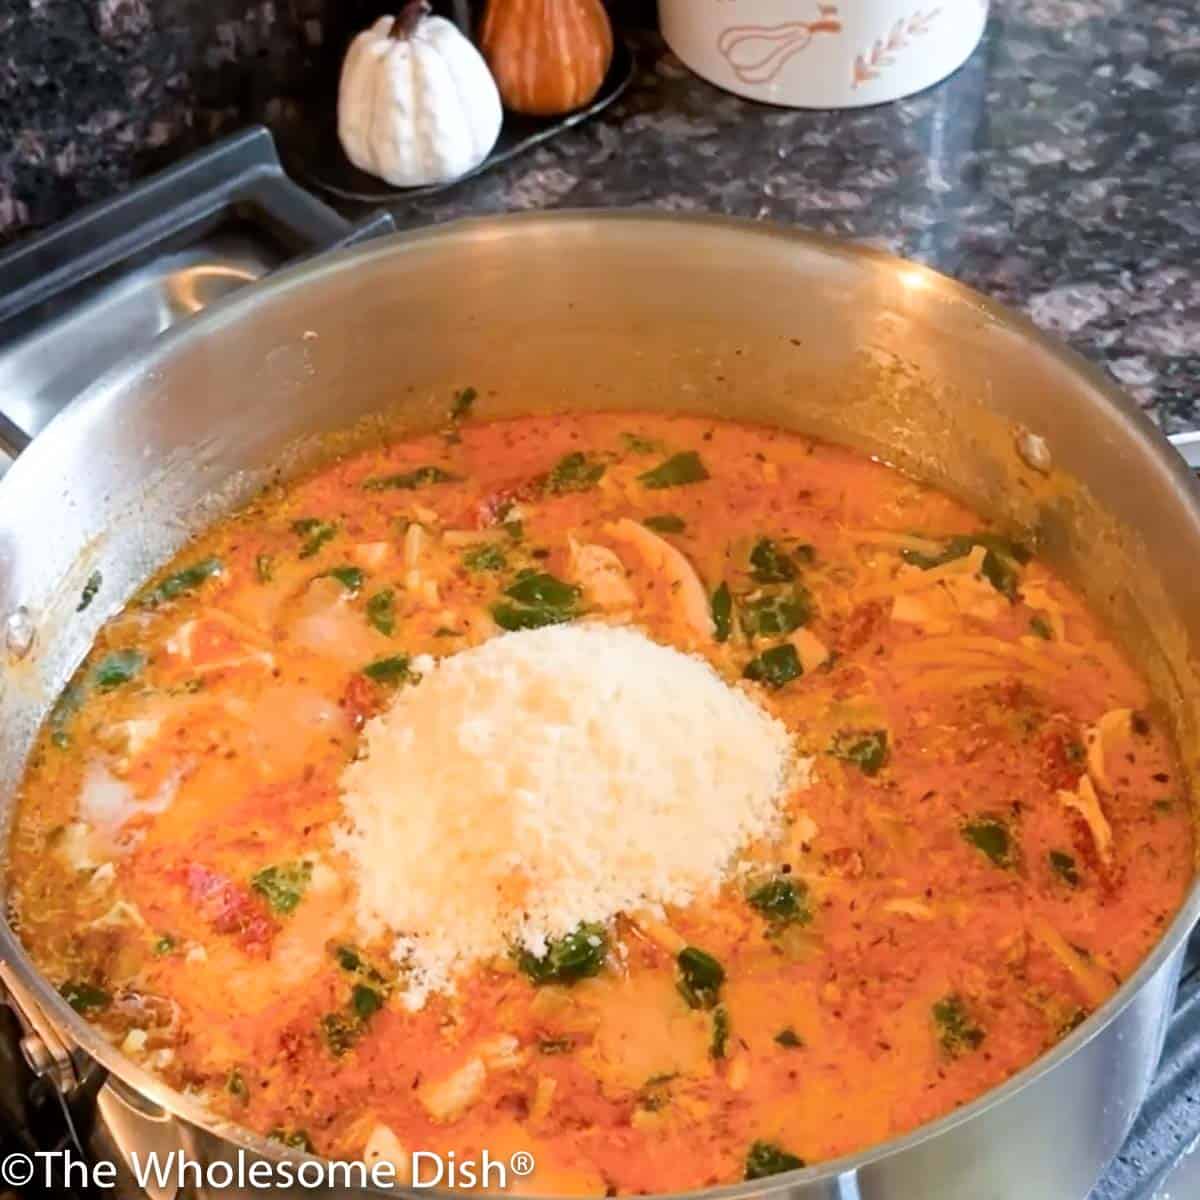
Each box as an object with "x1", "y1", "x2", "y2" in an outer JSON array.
[
  {"x1": 830, "y1": 729, "x2": 889, "y2": 776},
  {"x1": 363, "y1": 655, "x2": 420, "y2": 686},
  {"x1": 710, "y1": 1005, "x2": 730, "y2": 1060},
  {"x1": 268, "y1": 1128, "x2": 314, "y2": 1153},
  {"x1": 638, "y1": 451, "x2": 710, "y2": 490},
  {"x1": 749, "y1": 538, "x2": 797, "y2": 584},
  {"x1": 351, "y1": 983, "x2": 385, "y2": 1020},
  {"x1": 745, "y1": 1141, "x2": 805, "y2": 1180},
  {"x1": 362, "y1": 466, "x2": 458, "y2": 491},
  {"x1": 774, "y1": 1027, "x2": 804, "y2": 1049},
  {"x1": 450, "y1": 386, "x2": 477, "y2": 422},
  {"x1": 740, "y1": 589, "x2": 811, "y2": 638},
  {"x1": 677, "y1": 946, "x2": 725, "y2": 1010},
  {"x1": 517, "y1": 922, "x2": 609, "y2": 986},
  {"x1": 642, "y1": 514, "x2": 686, "y2": 534},
  {"x1": 320, "y1": 565, "x2": 364, "y2": 593},
  {"x1": 250, "y1": 861, "x2": 312, "y2": 915},
  {"x1": 227, "y1": 1068, "x2": 247, "y2": 1100},
  {"x1": 292, "y1": 519, "x2": 337, "y2": 559},
  {"x1": 962, "y1": 817, "x2": 1013, "y2": 868},
  {"x1": 537, "y1": 1037, "x2": 574, "y2": 1055},
  {"x1": 1049, "y1": 849, "x2": 1080, "y2": 887},
  {"x1": 60, "y1": 980, "x2": 110, "y2": 1013},
  {"x1": 77, "y1": 570, "x2": 102, "y2": 613},
  {"x1": 366, "y1": 589, "x2": 395, "y2": 636},
  {"x1": 139, "y1": 557, "x2": 222, "y2": 607},
  {"x1": 1154, "y1": 798, "x2": 1175, "y2": 814},
  {"x1": 503, "y1": 519, "x2": 524, "y2": 541},
  {"x1": 546, "y1": 451, "x2": 606, "y2": 494},
  {"x1": 793, "y1": 543, "x2": 816, "y2": 564},
  {"x1": 932, "y1": 994, "x2": 985, "y2": 1056},
  {"x1": 463, "y1": 543, "x2": 507, "y2": 572},
  {"x1": 93, "y1": 649, "x2": 145, "y2": 692},
  {"x1": 747, "y1": 877, "x2": 812, "y2": 928},
  {"x1": 255, "y1": 554, "x2": 274, "y2": 583},
  {"x1": 335, "y1": 945, "x2": 362, "y2": 972},
  {"x1": 902, "y1": 534, "x2": 1029, "y2": 600},
  {"x1": 1029, "y1": 614, "x2": 1054, "y2": 640},
  {"x1": 1065, "y1": 740, "x2": 1086, "y2": 763},
  {"x1": 743, "y1": 644, "x2": 802, "y2": 689},
  {"x1": 320, "y1": 1011, "x2": 363, "y2": 1057},
  {"x1": 711, "y1": 582, "x2": 733, "y2": 643},
  {"x1": 49, "y1": 682, "x2": 85, "y2": 748},
  {"x1": 153, "y1": 934, "x2": 176, "y2": 955},
  {"x1": 492, "y1": 572, "x2": 581, "y2": 632}
]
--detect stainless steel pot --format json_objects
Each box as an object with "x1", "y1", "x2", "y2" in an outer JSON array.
[{"x1": 1, "y1": 212, "x2": 1198, "y2": 1200}]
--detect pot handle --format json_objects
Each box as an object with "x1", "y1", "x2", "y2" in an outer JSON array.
[
  {"x1": 1169, "y1": 431, "x2": 1200, "y2": 473},
  {"x1": 0, "y1": 126, "x2": 393, "y2": 459}
]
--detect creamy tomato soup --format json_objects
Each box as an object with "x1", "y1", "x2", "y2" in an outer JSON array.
[{"x1": 8, "y1": 410, "x2": 1192, "y2": 1193}]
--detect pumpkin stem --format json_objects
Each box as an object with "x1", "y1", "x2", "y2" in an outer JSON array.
[{"x1": 392, "y1": 0, "x2": 431, "y2": 39}]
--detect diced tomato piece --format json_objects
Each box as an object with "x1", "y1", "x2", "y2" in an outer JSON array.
[
  {"x1": 340, "y1": 674, "x2": 385, "y2": 729},
  {"x1": 184, "y1": 864, "x2": 276, "y2": 952}
]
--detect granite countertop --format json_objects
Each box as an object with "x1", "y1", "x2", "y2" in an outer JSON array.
[{"x1": 1, "y1": 0, "x2": 1197, "y2": 431}]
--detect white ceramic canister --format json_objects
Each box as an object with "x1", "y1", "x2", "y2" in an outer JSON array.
[{"x1": 658, "y1": 1, "x2": 990, "y2": 109}]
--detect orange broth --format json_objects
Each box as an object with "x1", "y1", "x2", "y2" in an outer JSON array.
[{"x1": 7, "y1": 412, "x2": 1193, "y2": 1193}]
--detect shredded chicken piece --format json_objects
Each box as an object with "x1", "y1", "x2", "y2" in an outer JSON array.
[
  {"x1": 1084, "y1": 709, "x2": 1132, "y2": 791},
  {"x1": 417, "y1": 1056, "x2": 486, "y2": 1122},
  {"x1": 403, "y1": 523, "x2": 426, "y2": 572},
  {"x1": 351, "y1": 542, "x2": 391, "y2": 570},
  {"x1": 604, "y1": 518, "x2": 713, "y2": 643},
  {"x1": 630, "y1": 912, "x2": 686, "y2": 956},
  {"x1": 1058, "y1": 775, "x2": 1113, "y2": 865},
  {"x1": 364, "y1": 1124, "x2": 411, "y2": 1183},
  {"x1": 478, "y1": 1034, "x2": 525, "y2": 1072},
  {"x1": 529, "y1": 1075, "x2": 557, "y2": 1125},
  {"x1": 1029, "y1": 915, "x2": 1116, "y2": 1008},
  {"x1": 881, "y1": 898, "x2": 936, "y2": 920},
  {"x1": 568, "y1": 536, "x2": 636, "y2": 614}
]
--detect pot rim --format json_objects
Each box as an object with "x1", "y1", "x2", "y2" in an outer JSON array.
[{"x1": 2, "y1": 210, "x2": 1197, "y2": 1198}]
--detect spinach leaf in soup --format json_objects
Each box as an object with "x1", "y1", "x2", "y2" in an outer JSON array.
[
  {"x1": 902, "y1": 533, "x2": 1029, "y2": 600},
  {"x1": 710, "y1": 1005, "x2": 730, "y2": 1060},
  {"x1": 292, "y1": 518, "x2": 337, "y2": 559},
  {"x1": 711, "y1": 582, "x2": 733, "y2": 643},
  {"x1": 251, "y1": 861, "x2": 313, "y2": 915},
  {"x1": 462, "y1": 543, "x2": 507, "y2": 572},
  {"x1": 830, "y1": 729, "x2": 888, "y2": 776},
  {"x1": 139, "y1": 556, "x2": 222, "y2": 607},
  {"x1": 745, "y1": 1141, "x2": 805, "y2": 1180},
  {"x1": 740, "y1": 588, "x2": 811, "y2": 639},
  {"x1": 642, "y1": 514, "x2": 686, "y2": 534},
  {"x1": 638, "y1": 451, "x2": 710, "y2": 490},
  {"x1": 1049, "y1": 849, "x2": 1080, "y2": 886},
  {"x1": 93, "y1": 649, "x2": 145, "y2": 692},
  {"x1": 748, "y1": 538, "x2": 796, "y2": 584},
  {"x1": 747, "y1": 876, "x2": 812, "y2": 928},
  {"x1": 268, "y1": 1129, "x2": 314, "y2": 1153},
  {"x1": 743, "y1": 644, "x2": 802, "y2": 689},
  {"x1": 60, "y1": 980, "x2": 110, "y2": 1013},
  {"x1": 517, "y1": 922, "x2": 609, "y2": 985},
  {"x1": 363, "y1": 655, "x2": 421, "y2": 686},
  {"x1": 492, "y1": 572, "x2": 581, "y2": 632},
  {"x1": 320, "y1": 565, "x2": 364, "y2": 593},
  {"x1": 362, "y1": 465, "x2": 458, "y2": 491},
  {"x1": 545, "y1": 451, "x2": 606, "y2": 494},
  {"x1": 932, "y1": 994, "x2": 985, "y2": 1056},
  {"x1": 774, "y1": 1027, "x2": 804, "y2": 1049},
  {"x1": 961, "y1": 817, "x2": 1014, "y2": 868},
  {"x1": 366, "y1": 589, "x2": 395, "y2": 636},
  {"x1": 676, "y1": 946, "x2": 725, "y2": 1010}
]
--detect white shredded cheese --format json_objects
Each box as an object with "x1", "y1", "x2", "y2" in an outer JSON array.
[{"x1": 337, "y1": 624, "x2": 797, "y2": 1009}]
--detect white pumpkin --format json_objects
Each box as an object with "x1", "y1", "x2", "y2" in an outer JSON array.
[{"x1": 337, "y1": 3, "x2": 503, "y2": 188}]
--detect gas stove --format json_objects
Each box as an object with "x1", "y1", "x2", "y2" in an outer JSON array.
[{"x1": 0, "y1": 129, "x2": 1197, "y2": 1200}]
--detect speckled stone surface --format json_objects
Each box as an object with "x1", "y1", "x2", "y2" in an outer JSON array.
[{"x1": 1, "y1": 1, "x2": 1196, "y2": 430}]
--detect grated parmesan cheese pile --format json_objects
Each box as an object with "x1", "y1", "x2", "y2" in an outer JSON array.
[{"x1": 336, "y1": 624, "x2": 797, "y2": 1009}]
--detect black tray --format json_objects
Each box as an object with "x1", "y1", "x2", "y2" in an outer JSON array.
[{"x1": 283, "y1": 36, "x2": 634, "y2": 205}]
